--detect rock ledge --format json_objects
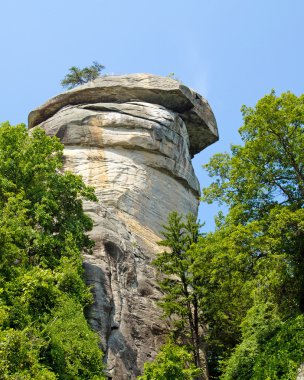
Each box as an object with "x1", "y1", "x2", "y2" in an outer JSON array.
[{"x1": 29, "y1": 73, "x2": 218, "y2": 156}]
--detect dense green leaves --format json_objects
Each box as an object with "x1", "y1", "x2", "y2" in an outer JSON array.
[
  {"x1": 200, "y1": 91, "x2": 304, "y2": 378},
  {"x1": 203, "y1": 91, "x2": 304, "y2": 217},
  {"x1": 45, "y1": 298, "x2": 104, "y2": 379},
  {"x1": 153, "y1": 212, "x2": 208, "y2": 378},
  {"x1": 222, "y1": 305, "x2": 304, "y2": 380},
  {"x1": 147, "y1": 91, "x2": 304, "y2": 379},
  {"x1": 0, "y1": 327, "x2": 57, "y2": 380},
  {"x1": 138, "y1": 343, "x2": 202, "y2": 380},
  {"x1": 0, "y1": 123, "x2": 105, "y2": 379}
]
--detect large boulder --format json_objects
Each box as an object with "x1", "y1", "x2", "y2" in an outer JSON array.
[{"x1": 29, "y1": 73, "x2": 218, "y2": 379}]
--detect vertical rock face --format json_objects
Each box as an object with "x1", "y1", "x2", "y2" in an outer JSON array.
[{"x1": 29, "y1": 74, "x2": 218, "y2": 379}]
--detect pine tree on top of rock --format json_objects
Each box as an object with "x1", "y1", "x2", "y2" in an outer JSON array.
[{"x1": 61, "y1": 61, "x2": 105, "y2": 89}]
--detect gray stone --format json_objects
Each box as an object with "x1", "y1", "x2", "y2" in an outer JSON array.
[
  {"x1": 29, "y1": 74, "x2": 218, "y2": 379},
  {"x1": 28, "y1": 73, "x2": 218, "y2": 156},
  {"x1": 298, "y1": 364, "x2": 304, "y2": 380}
]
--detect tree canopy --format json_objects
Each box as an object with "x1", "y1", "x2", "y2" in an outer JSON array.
[
  {"x1": 138, "y1": 342, "x2": 202, "y2": 380},
  {"x1": 153, "y1": 212, "x2": 207, "y2": 379},
  {"x1": 144, "y1": 91, "x2": 304, "y2": 380},
  {"x1": 201, "y1": 91, "x2": 304, "y2": 379},
  {"x1": 61, "y1": 61, "x2": 105, "y2": 89},
  {"x1": 203, "y1": 90, "x2": 304, "y2": 215},
  {"x1": 0, "y1": 123, "x2": 105, "y2": 379}
]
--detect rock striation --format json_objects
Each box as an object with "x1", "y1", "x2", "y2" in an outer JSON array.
[{"x1": 29, "y1": 74, "x2": 218, "y2": 379}]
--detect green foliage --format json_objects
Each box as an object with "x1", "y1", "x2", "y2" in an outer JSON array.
[
  {"x1": 203, "y1": 90, "x2": 304, "y2": 215},
  {"x1": 254, "y1": 314, "x2": 304, "y2": 379},
  {"x1": 199, "y1": 91, "x2": 304, "y2": 378},
  {"x1": 61, "y1": 61, "x2": 105, "y2": 89},
  {"x1": 222, "y1": 305, "x2": 304, "y2": 380},
  {"x1": 138, "y1": 342, "x2": 201, "y2": 380},
  {"x1": 190, "y1": 223, "x2": 256, "y2": 374},
  {"x1": 45, "y1": 298, "x2": 104, "y2": 379},
  {"x1": 153, "y1": 212, "x2": 207, "y2": 375},
  {"x1": 154, "y1": 212, "x2": 200, "y2": 317},
  {"x1": 0, "y1": 328, "x2": 56, "y2": 380},
  {"x1": 0, "y1": 123, "x2": 105, "y2": 379},
  {"x1": 141, "y1": 91, "x2": 304, "y2": 379}
]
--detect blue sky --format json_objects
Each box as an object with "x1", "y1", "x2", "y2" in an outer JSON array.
[{"x1": 1, "y1": 0, "x2": 303, "y2": 230}]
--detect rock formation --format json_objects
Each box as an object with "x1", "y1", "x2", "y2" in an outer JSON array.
[
  {"x1": 29, "y1": 74, "x2": 218, "y2": 379},
  {"x1": 298, "y1": 365, "x2": 304, "y2": 380}
]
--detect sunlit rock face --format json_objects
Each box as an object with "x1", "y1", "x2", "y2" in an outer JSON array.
[
  {"x1": 29, "y1": 74, "x2": 218, "y2": 379},
  {"x1": 298, "y1": 364, "x2": 304, "y2": 380}
]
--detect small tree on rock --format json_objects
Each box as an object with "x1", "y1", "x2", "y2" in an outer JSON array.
[{"x1": 61, "y1": 61, "x2": 105, "y2": 89}]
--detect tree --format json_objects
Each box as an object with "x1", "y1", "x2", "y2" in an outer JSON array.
[
  {"x1": 144, "y1": 91, "x2": 304, "y2": 379},
  {"x1": 202, "y1": 91, "x2": 304, "y2": 310},
  {"x1": 199, "y1": 91, "x2": 304, "y2": 378},
  {"x1": 153, "y1": 212, "x2": 208, "y2": 379},
  {"x1": 61, "y1": 61, "x2": 105, "y2": 89},
  {"x1": 0, "y1": 123, "x2": 105, "y2": 379},
  {"x1": 221, "y1": 303, "x2": 304, "y2": 380},
  {"x1": 138, "y1": 342, "x2": 202, "y2": 380},
  {"x1": 203, "y1": 90, "x2": 304, "y2": 215}
]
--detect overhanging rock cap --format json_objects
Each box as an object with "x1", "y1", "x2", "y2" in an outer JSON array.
[{"x1": 28, "y1": 73, "x2": 218, "y2": 157}]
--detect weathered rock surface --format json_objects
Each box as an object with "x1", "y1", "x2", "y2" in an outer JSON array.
[
  {"x1": 29, "y1": 73, "x2": 218, "y2": 157},
  {"x1": 29, "y1": 74, "x2": 218, "y2": 379},
  {"x1": 298, "y1": 364, "x2": 304, "y2": 380}
]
